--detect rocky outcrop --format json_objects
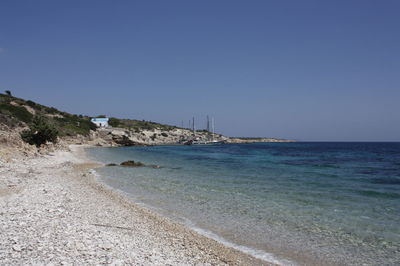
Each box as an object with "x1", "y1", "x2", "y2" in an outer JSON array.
[
  {"x1": 55, "y1": 127, "x2": 294, "y2": 148},
  {"x1": 89, "y1": 127, "x2": 229, "y2": 147},
  {"x1": 120, "y1": 160, "x2": 144, "y2": 167},
  {"x1": 112, "y1": 135, "x2": 141, "y2": 146},
  {"x1": 0, "y1": 125, "x2": 70, "y2": 162}
]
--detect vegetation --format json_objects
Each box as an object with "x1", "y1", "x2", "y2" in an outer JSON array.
[
  {"x1": 26, "y1": 100, "x2": 37, "y2": 108},
  {"x1": 0, "y1": 92, "x2": 181, "y2": 144},
  {"x1": 0, "y1": 93, "x2": 96, "y2": 136},
  {"x1": 108, "y1": 117, "x2": 177, "y2": 131},
  {"x1": 108, "y1": 117, "x2": 120, "y2": 127},
  {"x1": 0, "y1": 101, "x2": 33, "y2": 123},
  {"x1": 21, "y1": 116, "x2": 58, "y2": 147},
  {"x1": 196, "y1": 129, "x2": 211, "y2": 133},
  {"x1": 0, "y1": 113, "x2": 23, "y2": 128}
]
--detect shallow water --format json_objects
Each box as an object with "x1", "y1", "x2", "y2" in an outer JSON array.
[{"x1": 86, "y1": 142, "x2": 400, "y2": 265}]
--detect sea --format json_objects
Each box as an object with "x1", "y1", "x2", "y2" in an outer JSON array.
[{"x1": 86, "y1": 142, "x2": 400, "y2": 265}]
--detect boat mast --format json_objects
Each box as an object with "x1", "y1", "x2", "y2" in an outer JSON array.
[
  {"x1": 192, "y1": 117, "x2": 195, "y2": 136},
  {"x1": 207, "y1": 115, "x2": 210, "y2": 140},
  {"x1": 212, "y1": 117, "x2": 215, "y2": 142}
]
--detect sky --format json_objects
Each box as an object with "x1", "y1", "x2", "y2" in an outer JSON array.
[{"x1": 1, "y1": 0, "x2": 399, "y2": 141}]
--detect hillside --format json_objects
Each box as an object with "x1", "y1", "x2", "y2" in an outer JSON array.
[
  {"x1": 0, "y1": 93, "x2": 191, "y2": 136},
  {"x1": 0, "y1": 93, "x2": 227, "y2": 147},
  {"x1": 0, "y1": 93, "x2": 292, "y2": 151},
  {"x1": 0, "y1": 93, "x2": 96, "y2": 136}
]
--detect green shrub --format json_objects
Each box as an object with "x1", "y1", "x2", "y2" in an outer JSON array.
[
  {"x1": 108, "y1": 117, "x2": 120, "y2": 127},
  {"x1": 0, "y1": 113, "x2": 23, "y2": 128},
  {"x1": 45, "y1": 107, "x2": 58, "y2": 114},
  {"x1": 26, "y1": 100, "x2": 36, "y2": 107},
  {"x1": 0, "y1": 103, "x2": 33, "y2": 123},
  {"x1": 52, "y1": 116, "x2": 96, "y2": 136},
  {"x1": 161, "y1": 132, "x2": 168, "y2": 137},
  {"x1": 88, "y1": 121, "x2": 97, "y2": 131},
  {"x1": 21, "y1": 116, "x2": 58, "y2": 147}
]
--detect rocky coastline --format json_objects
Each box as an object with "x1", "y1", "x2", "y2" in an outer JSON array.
[{"x1": 85, "y1": 127, "x2": 294, "y2": 147}]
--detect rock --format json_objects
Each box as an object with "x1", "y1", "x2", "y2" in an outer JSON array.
[
  {"x1": 148, "y1": 165, "x2": 162, "y2": 169},
  {"x1": 110, "y1": 259, "x2": 124, "y2": 266},
  {"x1": 12, "y1": 244, "x2": 22, "y2": 252},
  {"x1": 99, "y1": 243, "x2": 112, "y2": 250},
  {"x1": 75, "y1": 242, "x2": 85, "y2": 251},
  {"x1": 120, "y1": 161, "x2": 144, "y2": 167},
  {"x1": 106, "y1": 163, "x2": 118, "y2": 166},
  {"x1": 112, "y1": 135, "x2": 139, "y2": 146}
]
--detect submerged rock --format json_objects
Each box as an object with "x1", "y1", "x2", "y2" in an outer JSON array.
[
  {"x1": 105, "y1": 163, "x2": 118, "y2": 166},
  {"x1": 120, "y1": 160, "x2": 144, "y2": 167},
  {"x1": 148, "y1": 165, "x2": 162, "y2": 169}
]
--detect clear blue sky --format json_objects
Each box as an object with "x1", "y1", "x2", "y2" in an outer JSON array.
[{"x1": 1, "y1": 0, "x2": 399, "y2": 141}]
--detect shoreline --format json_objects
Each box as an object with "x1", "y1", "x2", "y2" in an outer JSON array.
[
  {"x1": 86, "y1": 158, "x2": 292, "y2": 266},
  {"x1": 84, "y1": 145, "x2": 337, "y2": 266},
  {"x1": 77, "y1": 145, "x2": 283, "y2": 265},
  {"x1": 0, "y1": 144, "x2": 273, "y2": 265}
]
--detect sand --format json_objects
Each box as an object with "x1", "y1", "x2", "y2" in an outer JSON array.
[{"x1": 0, "y1": 144, "x2": 272, "y2": 265}]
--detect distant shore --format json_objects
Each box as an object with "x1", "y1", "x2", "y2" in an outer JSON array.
[
  {"x1": 87, "y1": 127, "x2": 295, "y2": 147},
  {"x1": 226, "y1": 137, "x2": 295, "y2": 144}
]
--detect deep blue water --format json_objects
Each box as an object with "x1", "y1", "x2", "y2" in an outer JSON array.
[{"x1": 86, "y1": 142, "x2": 400, "y2": 265}]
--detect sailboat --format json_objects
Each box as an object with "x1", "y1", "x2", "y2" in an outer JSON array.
[{"x1": 192, "y1": 117, "x2": 225, "y2": 145}]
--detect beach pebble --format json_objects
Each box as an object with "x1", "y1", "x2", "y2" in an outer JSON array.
[
  {"x1": 12, "y1": 244, "x2": 23, "y2": 252},
  {"x1": 0, "y1": 145, "x2": 253, "y2": 266}
]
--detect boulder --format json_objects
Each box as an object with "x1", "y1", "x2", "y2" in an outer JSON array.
[
  {"x1": 112, "y1": 135, "x2": 139, "y2": 146},
  {"x1": 120, "y1": 160, "x2": 144, "y2": 167}
]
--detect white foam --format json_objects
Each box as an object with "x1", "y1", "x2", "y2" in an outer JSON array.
[
  {"x1": 89, "y1": 169, "x2": 97, "y2": 175},
  {"x1": 183, "y1": 218, "x2": 298, "y2": 266},
  {"x1": 86, "y1": 153, "x2": 297, "y2": 265}
]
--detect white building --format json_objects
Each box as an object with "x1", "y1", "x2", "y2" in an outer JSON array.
[{"x1": 91, "y1": 117, "x2": 109, "y2": 127}]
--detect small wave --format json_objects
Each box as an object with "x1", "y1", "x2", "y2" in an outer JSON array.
[
  {"x1": 370, "y1": 177, "x2": 400, "y2": 185},
  {"x1": 183, "y1": 218, "x2": 297, "y2": 266},
  {"x1": 282, "y1": 160, "x2": 340, "y2": 169},
  {"x1": 356, "y1": 190, "x2": 400, "y2": 199},
  {"x1": 89, "y1": 168, "x2": 99, "y2": 176},
  {"x1": 170, "y1": 167, "x2": 183, "y2": 170},
  {"x1": 358, "y1": 168, "x2": 400, "y2": 177}
]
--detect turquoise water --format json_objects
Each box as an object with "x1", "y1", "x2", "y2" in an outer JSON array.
[{"x1": 86, "y1": 143, "x2": 400, "y2": 265}]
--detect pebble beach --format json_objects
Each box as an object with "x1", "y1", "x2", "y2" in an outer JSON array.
[{"x1": 0, "y1": 145, "x2": 267, "y2": 265}]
